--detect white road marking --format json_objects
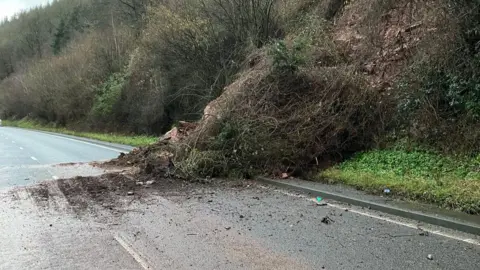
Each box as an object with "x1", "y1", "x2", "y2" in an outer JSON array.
[
  {"x1": 327, "y1": 201, "x2": 480, "y2": 246},
  {"x1": 39, "y1": 133, "x2": 127, "y2": 153},
  {"x1": 30, "y1": 156, "x2": 38, "y2": 161},
  {"x1": 114, "y1": 233, "x2": 152, "y2": 269},
  {"x1": 264, "y1": 186, "x2": 480, "y2": 246}
]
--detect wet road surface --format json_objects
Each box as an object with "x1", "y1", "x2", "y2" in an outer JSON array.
[
  {"x1": 0, "y1": 178, "x2": 479, "y2": 270},
  {"x1": 0, "y1": 127, "x2": 127, "y2": 188}
]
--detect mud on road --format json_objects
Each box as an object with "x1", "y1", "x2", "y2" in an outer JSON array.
[{"x1": 1, "y1": 169, "x2": 480, "y2": 270}]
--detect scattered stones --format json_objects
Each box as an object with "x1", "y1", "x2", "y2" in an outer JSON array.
[
  {"x1": 239, "y1": 215, "x2": 245, "y2": 219},
  {"x1": 427, "y1": 254, "x2": 433, "y2": 260},
  {"x1": 127, "y1": 191, "x2": 134, "y2": 196},
  {"x1": 136, "y1": 182, "x2": 144, "y2": 186},
  {"x1": 146, "y1": 180, "x2": 155, "y2": 185},
  {"x1": 225, "y1": 226, "x2": 232, "y2": 230}
]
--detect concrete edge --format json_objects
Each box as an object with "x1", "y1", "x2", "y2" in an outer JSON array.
[
  {"x1": 7, "y1": 127, "x2": 136, "y2": 152},
  {"x1": 256, "y1": 176, "x2": 480, "y2": 236}
]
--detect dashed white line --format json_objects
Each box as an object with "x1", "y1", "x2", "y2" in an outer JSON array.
[
  {"x1": 114, "y1": 233, "x2": 152, "y2": 269},
  {"x1": 30, "y1": 156, "x2": 38, "y2": 161}
]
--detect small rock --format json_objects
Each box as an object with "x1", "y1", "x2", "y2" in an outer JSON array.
[
  {"x1": 146, "y1": 180, "x2": 155, "y2": 185},
  {"x1": 419, "y1": 231, "x2": 429, "y2": 236},
  {"x1": 127, "y1": 191, "x2": 134, "y2": 196},
  {"x1": 427, "y1": 254, "x2": 433, "y2": 260},
  {"x1": 136, "y1": 182, "x2": 144, "y2": 186},
  {"x1": 225, "y1": 227, "x2": 231, "y2": 231},
  {"x1": 339, "y1": 213, "x2": 343, "y2": 217},
  {"x1": 344, "y1": 209, "x2": 349, "y2": 212},
  {"x1": 321, "y1": 216, "x2": 334, "y2": 225},
  {"x1": 253, "y1": 196, "x2": 260, "y2": 200},
  {"x1": 49, "y1": 224, "x2": 53, "y2": 227},
  {"x1": 207, "y1": 200, "x2": 213, "y2": 203},
  {"x1": 239, "y1": 215, "x2": 245, "y2": 219}
]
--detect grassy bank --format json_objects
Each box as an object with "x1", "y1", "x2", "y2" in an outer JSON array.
[
  {"x1": 316, "y1": 150, "x2": 480, "y2": 214},
  {"x1": 2, "y1": 119, "x2": 158, "y2": 147}
]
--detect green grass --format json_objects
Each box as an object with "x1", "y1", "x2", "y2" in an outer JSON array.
[
  {"x1": 2, "y1": 119, "x2": 157, "y2": 147},
  {"x1": 316, "y1": 150, "x2": 480, "y2": 214}
]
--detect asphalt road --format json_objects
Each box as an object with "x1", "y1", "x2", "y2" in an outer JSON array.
[
  {"x1": 1, "y1": 179, "x2": 479, "y2": 270},
  {"x1": 0, "y1": 127, "x2": 479, "y2": 269},
  {"x1": 0, "y1": 127, "x2": 127, "y2": 188}
]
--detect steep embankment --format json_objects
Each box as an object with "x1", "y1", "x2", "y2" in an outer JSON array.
[{"x1": 111, "y1": 0, "x2": 480, "y2": 214}]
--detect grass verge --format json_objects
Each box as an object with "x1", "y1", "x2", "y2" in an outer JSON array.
[
  {"x1": 315, "y1": 150, "x2": 480, "y2": 214},
  {"x1": 2, "y1": 119, "x2": 157, "y2": 147}
]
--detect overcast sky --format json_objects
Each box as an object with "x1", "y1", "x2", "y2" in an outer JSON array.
[{"x1": 0, "y1": 0, "x2": 49, "y2": 20}]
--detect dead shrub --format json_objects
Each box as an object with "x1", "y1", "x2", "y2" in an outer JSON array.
[
  {"x1": 120, "y1": 0, "x2": 282, "y2": 133},
  {"x1": 179, "y1": 63, "x2": 383, "y2": 178}
]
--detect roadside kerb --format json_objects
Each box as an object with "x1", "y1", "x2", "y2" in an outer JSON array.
[{"x1": 256, "y1": 176, "x2": 480, "y2": 236}]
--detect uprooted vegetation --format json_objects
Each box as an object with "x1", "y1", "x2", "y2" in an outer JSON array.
[{"x1": 1, "y1": 0, "x2": 480, "y2": 212}]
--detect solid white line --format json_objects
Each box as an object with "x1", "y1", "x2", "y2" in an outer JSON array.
[
  {"x1": 268, "y1": 186, "x2": 480, "y2": 246},
  {"x1": 114, "y1": 233, "x2": 152, "y2": 269},
  {"x1": 41, "y1": 133, "x2": 126, "y2": 153},
  {"x1": 30, "y1": 156, "x2": 38, "y2": 161},
  {"x1": 328, "y1": 202, "x2": 480, "y2": 246}
]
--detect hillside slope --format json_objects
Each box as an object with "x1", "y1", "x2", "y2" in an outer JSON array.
[{"x1": 1, "y1": 0, "x2": 479, "y2": 213}]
